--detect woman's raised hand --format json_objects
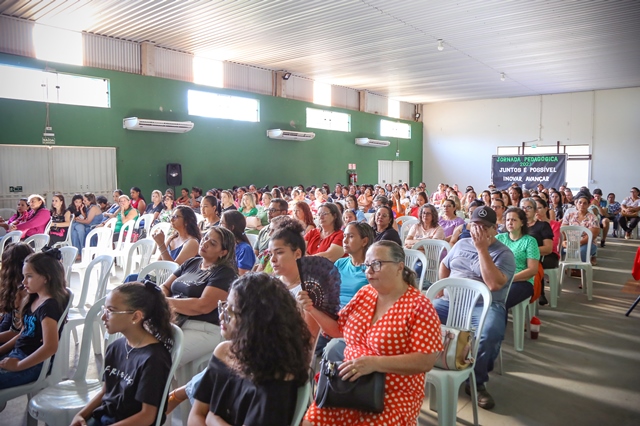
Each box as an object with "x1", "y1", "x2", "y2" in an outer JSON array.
[
  {"x1": 152, "y1": 229, "x2": 165, "y2": 246},
  {"x1": 296, "y1": 290, "x2": 314, "y2": 312}
]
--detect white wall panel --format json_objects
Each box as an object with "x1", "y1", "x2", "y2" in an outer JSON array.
[
  {"x1": 366, "y1": 93, "x2": 388, "y2": 116},
  {"x1": 286, "y1": 76, "x2": 313, "y2": 103},
  {"x1": 400, "y1": 101, "x2": 415, "y2": 121},
  {"x1": 0, "y1": 15, "x2": 35, "y2": 58},
  {"x1": 0, "y1": 145, "x2": 51, "y2": 208},
  {"x1": 332, "y1": 85, "x2": 359, "y2": 111},
  {"x1": 155, "y1": 47, "x2": 193, "y2": 82},
  {"x1": 83, "y1": 33, "x2": 141, "y2": 74},
  {"x1": 51, "y1": 147, "x2": 117, "y2": 193},
  {"x1": 224, "y1": 62, "x2": 272, "y2": 95}
]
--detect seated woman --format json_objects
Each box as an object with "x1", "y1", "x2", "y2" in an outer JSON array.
[
  {"x1": 188, "y1": 274, "x2": 312, "y2": 426},
  {"x1": 405, "y1": 204, "x2": 445, "y2": 249},
  {"x1": 304, "y1": 203, "x2": 344, "y2": 262},
  {"x1": 342, "y1": 209, "x2": 358, "y2": 227},
  {"x1": 238, "y1": 193, "x2": 258, "y2": 218},
  {"x1": 496, "y1": 207, "x2": 540, "y2": 310},
  {"x1": 48, "y1": 193, "x2": 72, "y2": 246},
  {"x1": 252, "y1": 215, "x2": 298, "y2": 274},
  {"x1": 561, "y1": 193, "x2": 599, "y2": 263},
  {"x1": 299, "y1": 241, "x2": 443, "y2": 425},
  {"x1": 70, "y1": 282, "x2": 173, "y2": 426},
  {"x1": 10, "y1": 194, "x2": 50, "y2": 240},
  {"x1": 142, "y1": 189, "x2": 164, "y2": 225},
  {"x1": 221, "y1": 210, "x2": 256, "y2": 275},
  {"x1": 68, "y1": 194, "x2": 85, "y2": 221},
  {"x1": 344, "y1": 195, "x2": 366, "y2": 222},
  {"x1": 199, "y1": 195, "x2": 221, "y2": 233},
  {"x1": 1, "y1": 199, "x2": 31, "y2": 234},
  {"x1": 311, "y1": 188, "x2": 328, "y2": 214},
  {"x1": 534, "y1": 198, "x2": 561, "y2": 304},
  {"x1": 161, "y1": 227, "x2": 237, "y2": 367},
  {"x1": 70, "y1": 193, "x2": 103, "y2": 251},
  {"x1": 438, "y1": 199, "x2": 465, "y2": 242},
  {"x1": 156, "y1": 193, "x2": 175, "y2": 225},
  {"x1": 463, "y1": 190, "x2": 478, "y2": 217},
  {"x1": 220, "y1": 190, "x2": 237, "y2": 213},
  {"x1": 0, "y1": 243, "x2": 33, "y2": 345},
  {"x1": 336, "y1": 222, "x2": 373, "y2": 308},
  {"x1": 100, "y1": 190, "x2": 123, "y2": 222},
  {"x1": 357, "y1": 187, "x2": 374, "y2": 212},
  {"x1": 391, "y1": 188, "x2": 407, "y2": 217},
  {"x1": 152, "y1": 205, "x2": 200, "y2": 265},
  {"x1": 129, "y1": 187, "x2": 147, "y2": 216},
  {"x1": 176, "y1": 188, "x2": 190, "y2": 206},
  {"x1": 292, "y1": 201, "x2": 316, "y2": 236},
  {"x1": 407, "y1": 191, "x2": 428, "y2": 218},
  {"x1": 372, "y1": 205, "x2": 402, "y2": 245},
  {"x1": 103, "y1": 195, "x2": 138, "y2": 243}
]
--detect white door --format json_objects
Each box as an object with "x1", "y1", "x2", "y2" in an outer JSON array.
[
  {"x1": 392, "y1": 161, "x2": 410, "y2": 185},
  {"x1": 378, "y1": 160, "x2": 394, "y2": 186},
  {"x1": 0, "y1": 145, "x2": 117, "y2": 208}
]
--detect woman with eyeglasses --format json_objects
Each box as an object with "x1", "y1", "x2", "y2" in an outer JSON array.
[
  {"x1": 372, "y1": 205, "x2": 402, "y2": 245},
  {"x1": 299, "y1": 241, "x2": 443, "y2": 425},
  {"x1": 185, "y1": 274, "x2": 312, "y2": 426},
  {"x1": 152, "y1": 205, "x2": 200, "y2": 265},
  {"x1": 496, "y1": 207, "x2": 540, "y2": 310},
  {"x1": 161, "y1": 227, "x2": 237, "y2": 369},
  {"x1": 438, "y1": 199, "x2": 465, "y2": 242},
  {"x1": 155, "y1": 194, "x2": 175, "y2": 225},
  {"x1": 70, "y1": 282, "x2": 173, "y2": 426},
  {"x1": 404, "y1": 204, "x2": 445, "y2": 249},
  {"x1": 304, "y1": 203, "x2": 345, "y2": 262}
]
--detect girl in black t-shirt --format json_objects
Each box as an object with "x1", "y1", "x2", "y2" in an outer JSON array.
[
  {"x1": 0, "y1": 250, "x2": 69, "y2": 389},
  {"x1": 0, "y1": 243, "x2": 34, "y2": 345},
  {"x1": 71, "y1": 282, "x2": 174, "y2": 426}
]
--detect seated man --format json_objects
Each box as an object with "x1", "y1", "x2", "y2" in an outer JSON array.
[
  {"x1": 253, "y1": 198, "x2": 288, "y2": 256},
  {"x1": 433, "y1": 206, "x2": 515, "y2": 410}
]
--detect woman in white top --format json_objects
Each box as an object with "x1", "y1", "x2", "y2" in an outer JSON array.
[{"x1": 404, "y1": 204, "x2": 445, "y2": 249}]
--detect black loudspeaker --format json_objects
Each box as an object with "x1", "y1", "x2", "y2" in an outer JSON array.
[{"x1": 166, "y1": 163, "x2": 182, "y2": 186}]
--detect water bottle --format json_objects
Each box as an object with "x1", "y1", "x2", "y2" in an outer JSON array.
[{"x1": 530, "y1": 316, "x2": 541, "y2": 340}]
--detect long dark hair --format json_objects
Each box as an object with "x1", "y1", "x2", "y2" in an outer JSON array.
[
  {"x1": 130, "y1": 186, "x2": 145, "y2": 201},
  {"x1": 270, "y1": 220, "x2": 306, "y2": 255},
  {"x1": 207, "y1": 227, "x2": 238, "y2": 273},
  {"x1": 230, "y1": 273, "x2": 312, "y2": 385},
  {"x1": 174, "y1": 205, "x2": 202, "y2": 241},
  {"x1": 418, "y1": 204, "x2": 439, "y2": 228},
  {"x1": 222, "y1": 210, "x2": 250, "y2": 245},
  {"x1": 69, "y1": 194, "x2": 84, "y2": 216},
  {"x1": 21, "y1": 251, "x2": 69, "y2": 319},
  {"x1": 319, "y1": 202, "x2": 343, "y2": 231},
  {"x1": 114, "y1": 281, "x2": 174, "y2": 350},
  {"x1": 505, "y1": 207, "x2": 529, "y2": 235},
  {"x1": 345, "y1": 221, "x2": 375, "y2": 254},
  {"x1": 50, "y1": 193, "x2": 67, "y2": 216},
  {"x1": 293, "y1": 201, "x2": 315, "y2": 228},
  {"x1": 0, "y1": 243, "x2": 34, "y2": 314}
]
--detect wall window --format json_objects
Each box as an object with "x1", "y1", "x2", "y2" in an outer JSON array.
[
  {"x1": 0, "y1": 64, "x2": 110, "y2": 108},
  {"x1": 188, "y1": 90, "x2": 260, "y2": 122},
  {"x1": 380, "y1": 119, "x2": 411, "y2": 139},
  {"x1": 306, "y1": 107, "x2": 351, "y2": 132}
]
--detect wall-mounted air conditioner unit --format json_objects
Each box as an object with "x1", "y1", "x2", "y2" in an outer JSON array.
[
  {"x1": 355, "y1": 138, "x2": 390, "y2": 148},
  {"x1": 266, "y1": 129, "x2": 315, "y2": 141},
  {"x1": 123, "y1": 117, "x2": 194, "y2": 133}
]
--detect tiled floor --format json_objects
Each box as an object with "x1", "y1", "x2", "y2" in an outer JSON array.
[{"x1": 2, "y1": 236, "x2": 640, "y2": 426}]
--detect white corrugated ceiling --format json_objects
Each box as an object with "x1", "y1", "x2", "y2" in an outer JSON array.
[{"x1": 2, "y1": 0, "x2": 639, "y2": 103}]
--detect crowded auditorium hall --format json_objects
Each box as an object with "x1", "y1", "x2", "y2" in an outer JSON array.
[{"x1": 1, "y1": 2, "x2": 639, "y2": 426}]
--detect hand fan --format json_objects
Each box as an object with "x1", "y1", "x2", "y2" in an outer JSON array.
[{"x1": 296, "y1": 257, "x2": 341, "y2": 319}]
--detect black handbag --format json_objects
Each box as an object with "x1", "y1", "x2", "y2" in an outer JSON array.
[{"x1": 315, "y1": 357, "x2": 385, "y2": 413}]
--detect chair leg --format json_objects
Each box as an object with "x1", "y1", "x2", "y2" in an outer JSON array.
[
  {"x1": 625, "y1": 295, "x2": 640, "y2": 316},
  {"x1": 585, "y1": 267, "x2": 593, "y2": 301},
  {"x1": 512, "y1": 302, "x2": 526, "y2": 352},
  {"x1": 497, "y1": 348, "x2": 503, "y2": 375}
]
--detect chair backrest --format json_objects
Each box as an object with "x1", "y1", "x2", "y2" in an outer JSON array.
[
  {"x1": 426, "y1": 277, "x2": 492, "y2": 360},
  {"x1": 246, "y1": 233, "x2": 258, "y2": 247},
  {"x1": 84, "y1": 227, "x2": 114, "y2": 253},
  {"x1": 25, "y1": 233, "x2": 50, "y2": 252},
  {"x1": 290, "y1": 381, "x2": 311, "y2": 426},
  {"x1": 395, "y1": 215, "x2": 418, "y2": 226},
  {"x1": 43, "y1": 219, "x2": 53, "y2": 236},
  {"x1": 138, "y1": 260, "x2": 179, "y2": 285},
  {"x1": 404, "y1": 248, "x2": 427, "y2": 289},
  {"x1": 560, "y1": 225, "x2": 593, "y2": 263},
  {"x1": 114, "y1": 220, "x2": 136, "y2": 251},
  {"x1": 123, "y1": 239, "x2": 156, "y2": 277},
  {"x1": 364, "y1": 212, "x2": 373, "y2": 221},
  {"x1": 411, "y1": 239, "x2": 451, "y2": 288},
  {"x1": 52, "y1": 215, "x2": 76, "y2": 248},
  {"x1": 71, "y1": 296, "x2": 106, "y2": 380},
  {"x1": 154, "y1": 324, "x2": 184, "y2": 426},
  {"x1": 400, "y1": 219, "x2": 419, "y2": 244},
  {"x1": 76, "y1": 255, "x2": 114, "y2": 309},
  {"x1": 103, "y1": 217, "x2": 117, "y2": 229},
  {"x1": 0, "y1": 230, "x2": 23, "y2": 255},
  {"x1": 59, "y1": 246, "x2": 78, "y2": 286},
  {"x1": 0, "y1": 207, "x2": 16, "y2": 219}
]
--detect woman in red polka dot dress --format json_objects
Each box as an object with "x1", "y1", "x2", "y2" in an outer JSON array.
[{"x1": 298, "y1": 241, "x2": 443, "y2": 425}]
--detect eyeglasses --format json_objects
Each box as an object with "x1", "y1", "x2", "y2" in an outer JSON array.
[
  {"x1": 363, "y1": 260, "x2": 399, "y2": 272},
  {"x1": 318, "y1": 212, "x2": 332, "y2": 217},
  {"x1": 101, "y1": 307, "x2": 135, "y2": 318},
  {"x1": 265, "y1": 208, "x2": 285, "y2": 213},
  {"x1": 376, "y1": 214, "x2": 390, "y2": 218},
  {"x1": 521, "y1": 206, "x2": 535, "y2": 211},
  {"x1": 170, "y1": 214, "x2": 182, "y2": 221},
  {"x1": 218, "y1": 300, "x2": 236, "y2": 323}
]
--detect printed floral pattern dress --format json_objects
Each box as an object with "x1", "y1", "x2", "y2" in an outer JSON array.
[{"x1": 305, "y1": 284, "x2": 443, "y2": 425}]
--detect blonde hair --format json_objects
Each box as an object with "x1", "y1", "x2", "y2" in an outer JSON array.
[{"x1": 242, "y1": 193, "x2": 256, "y2": 210}]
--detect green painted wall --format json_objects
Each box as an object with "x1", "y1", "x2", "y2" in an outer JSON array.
[{"x1": 0, "y1": 53, "x2": 422, "y2": 195}]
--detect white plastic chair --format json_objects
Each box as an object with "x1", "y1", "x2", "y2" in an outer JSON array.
[
  {"x1": 149, "y1": 221, "x2": 172, "y2": 238},
  {"x1": 246, "y1": 233, "x2": 258, "y2": 247},
  {"x1": 404, "y1": 248, "x2": 427, "y2": 290},
  {"x1": 0, "y1": 207, "x2": 16, "y2": 219},
  {"x1": 559, "y1": 225, "x2": 594, "y2": 300},
  {"x1": 545, "y1": 266, "x2": 561, "y2": 308},
  {"x1": 399, "y1": 217, "x2": 419, "y2": 244},
  {"x1": 511, "y1": 297, "x2": 535, "y2": 352},
  {"x1": 24, "y1": 233, "x2": 50, "y2": 252},
  {"x1": 364, "y1": 212, "x2": 373, "y2": 221},
  {"x1": 290, "y1": 381, "x2": 311, "y2": 426},
  {"x1": 28, "y1": 297, "x2": 107, "y2": 426},
  {"x1": 51, "y1": 215, "x2": 75, "y2": 248},
  {"x1": 43, "y1": 219, "x2": 53, "y2": 236},
  {"x1": 77, "y1": 227, "x2": 114, "y2": 264},
  {"x1": 123, "y1": 239, "x2": 156, "y2": 278},
  {"x1": 412, "y1": 239, "x2": 451, "y2": 290},
  {"x1": 134, "y1": 213, "x2": 155, "y2": 236},
  {"x1": 138, "y1": 260, "x2": 179, "y2": 286},
  {"x1": 61, "y1": 255, "x2": 114, "y2": 378},
  {"x1": 425, "y1": 277, "x2": 493, "y2": 426},
  {"x1": 0, "y1": 230, "x2": 22, "y2": 259},
  {"x1": 59, "y1": 246, "x2": 78, "y2": 287},
  {"x1": 0, "y1": 289, "x2": 73, "y2": 419},
  {"x1": 195, "y1": 212, "x2": 204, "y2": 224}
]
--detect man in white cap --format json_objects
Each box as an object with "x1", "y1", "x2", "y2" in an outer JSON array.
[{"x1": 432, "y1": 205, "x2": 516, "y2": 410}]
